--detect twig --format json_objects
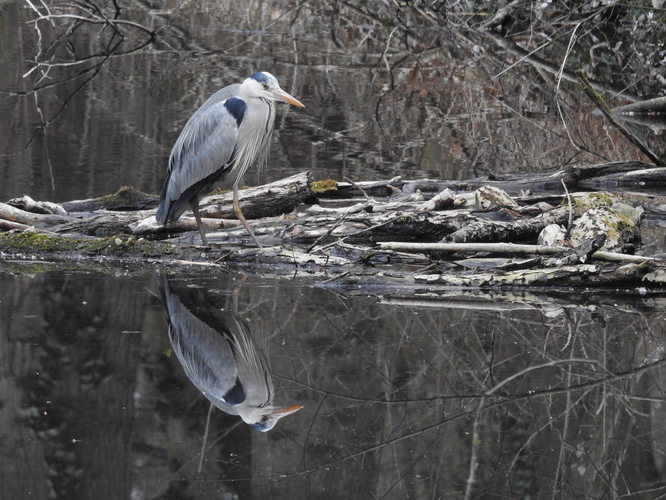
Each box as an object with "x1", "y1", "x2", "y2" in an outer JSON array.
[
  {"x1": 306, "y1": 211, "x2": 352, "y2": 253},
  {"x1": 311, "y1": 215, "x2": 402, "y2": 254},
  {"x1": 555, "y1": 21, "x2": 583, "y2": 150},
  {"x1": 197, "y1": 402, "x2": 214, "y2": 473},
  {"x1": 321, "y1": 271, "x2": 350, "y2": 284},
  {"x1": 561, "y1": 179, "x2": 573, "y2": 235},
  {"x1": 343, "y1": 176, "x2": 370, "y2": 200}
]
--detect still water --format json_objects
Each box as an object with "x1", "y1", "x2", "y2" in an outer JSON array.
[
  {"x1": 2, "y1": 1, "x2": 666, "y2": 498},
  {"x1": 0, "y1": 0, "x2": 657, "y2": 204},
  {"x1": 2, "y1": 269, "x2": 666, "y2": 499}
]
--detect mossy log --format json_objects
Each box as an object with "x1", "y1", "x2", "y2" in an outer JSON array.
[{"x1": 2, "y1": 163, "x2": 666, "y2": 291}]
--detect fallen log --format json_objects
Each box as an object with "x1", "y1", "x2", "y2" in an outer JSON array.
[
  {"x1": 443, "y1": 207, "x2": 570, "y2": 243},
  {"x1": 376, "y1": 242, "x2": 656, "y2": 264},
  {"x1": 133, "y1": 172, "x2": 314, "y2": 240},
  {"x1": 200, "y1": 171, "x2": 314, "y2": 219},
  {"x1": 61, "y1": 185, "x2": 158, "y2": 212},
  {"x1": 1, "y1": 163, "x2": 666, "y2": 290},
  {"x1": 7, "y1": 195, "x2": 67, "y2": 215},
  {"x1": 321, "y1": 161, "x2": 661, "y2": 199},
  {"x1": 0, "y1": 202, "x2": 73, "y2": 227}
]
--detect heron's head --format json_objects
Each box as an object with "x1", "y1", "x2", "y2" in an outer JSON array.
[
  {"x1": 241, "y1": 72, "x2": 305, "y2": 108},
  {"x1": 241, "y1": 404, "x2": 304, "y2": 432}
]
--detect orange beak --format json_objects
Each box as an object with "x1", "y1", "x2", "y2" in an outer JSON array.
[
  {"x1": 273, "y1": 88, "x2": 305, "y2": 108},
  {"x1": 270, "y1": 404, "x2": 304, "y2": 418}
]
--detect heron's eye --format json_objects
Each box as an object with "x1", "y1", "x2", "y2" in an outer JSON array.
[{"x1": 263, "y1": 83, "x2": 269, "y2": 90}]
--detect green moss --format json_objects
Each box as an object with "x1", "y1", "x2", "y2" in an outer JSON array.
[
  {"x1": 81, "y1": 236, "x2": 174, "y2": 257},
  {"x1": 96, "y1": 186, "x2": 158, "y2": 210},
  {"x1": 310, "y1": 178, "x2": 338, "y2": 193},
  {"x1": 0, "y1": 233, "x2": 173, "y2": 258},
  {"x1": 570, "y1": 192, "x2": 615, "y2": 214},
  {"x1": 0, "y1": 232, "x2": 79, "y2": 252}
]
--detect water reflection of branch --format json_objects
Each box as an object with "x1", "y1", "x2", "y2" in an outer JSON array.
[
  {"x1": 280, "y1": 356, "x2": 666, "y2": 410},
  {"x1": 149, "y1": 420, "x2": 243, "y2": 499}
]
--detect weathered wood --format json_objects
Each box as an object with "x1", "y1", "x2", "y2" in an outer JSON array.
[
  {"x1": 132, "y1": 172, "x2": 314, "y2": 240},
  {"x1": 578, "y1": 167, "x2": 666, "y2": 190},
  {"x1": 6, "y1": 195, "x2": 67, "y2": 216},
  {"x1": 200, "y1": 172, "x2": 314, "y2": 219},
  {"x1": 53, "y1": 210, "x2": 154, "y2": 237},
  {"x1": 0, "y1": 202, "x2": 72, "y2": 227},
  {"x1": 377, "y1": 242, "x2": 656, "y2": 264},
  {"x1": 2, "y1": 163, "x2": 666, "y2": 290},
  {"x1": 0, "y1": 219, "x2": 32, "y2": 231},
  {"x1": 542, "y1": 234, "x2": 606, "y2": 266},
  {"x1": 323, "y1": 161, "x2": 657, "y2": 199},
  {"x1": 443, "y1": 207, "x2": 570, "y2": 243},
  {"x1": 61, "y1": 186, "x2": 159, "y2": 212}
]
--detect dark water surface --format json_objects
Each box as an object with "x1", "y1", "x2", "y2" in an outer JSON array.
[
  {"x1": 2, "y1": 269, "x2": 666, "y2": 499},
  {"x1": 2, "y1": 1, "x2": 666, "y2": 498},
  {"x1": 0, "y1": 0, "x2": 658, "y2": 204}
]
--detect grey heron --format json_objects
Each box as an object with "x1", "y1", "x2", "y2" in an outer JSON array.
[
  {"x1": 157, "y1": 274, "x2": 303, "y2": 431},
  {"x1": 156, "y1": 72, "x2": 305, "y2": 246}
]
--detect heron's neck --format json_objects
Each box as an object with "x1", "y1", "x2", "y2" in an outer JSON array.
[{"x1": 231, "y1": 96, "x2": 275, "y2": 185}]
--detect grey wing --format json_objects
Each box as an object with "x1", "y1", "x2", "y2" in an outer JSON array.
[
  {"x1": 159, "y1": 279, "x2": 243, "y2": 414},
  {"x1": 157, "y1": 86, "x2": 242, "y2": 223}
]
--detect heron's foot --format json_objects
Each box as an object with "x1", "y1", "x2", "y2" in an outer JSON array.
[
  {"x1": 198, "y1": 231, "x2": 209, "y2": 246},
  {"x1": 189, "y1": 200, "x2": 210, "y2": 246},
  {"x1": 233, "y1": 203, "x2": 262, "y2": 248}
]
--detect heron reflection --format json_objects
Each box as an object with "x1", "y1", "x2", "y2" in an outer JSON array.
[{"x1": 157, "y1": 275, "x2": 302, "y2": 431}]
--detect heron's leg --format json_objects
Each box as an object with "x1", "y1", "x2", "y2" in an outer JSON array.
[
  {"x1": 233, "y1": 184, "x2": 262, "y2": 248},
  {"x1": 189, "y1": 199, "x2": 209, "y2": 245}
]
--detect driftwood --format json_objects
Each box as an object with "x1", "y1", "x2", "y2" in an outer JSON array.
[
  {"x1": 2, "y1": 162, "x2": 666, "y2": 290},
  {"x1": 327, "y1": 161, "x2": 665, "y2": 199}
]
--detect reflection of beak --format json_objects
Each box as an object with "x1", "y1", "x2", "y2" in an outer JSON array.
[
  {"x1": 272, "y1": 88, "x2": 305, "y2": 108},
  {"x1": 270, "y1": 404, "x2": 304, "y2": 419}
]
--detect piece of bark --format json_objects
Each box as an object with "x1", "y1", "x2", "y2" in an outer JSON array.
[
  {"x1": 543, "y1": 234, "x2": 607, "y2": 266},
  {"x1": 537, "y1": 224, "x2": 566, "y2": 246}
]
